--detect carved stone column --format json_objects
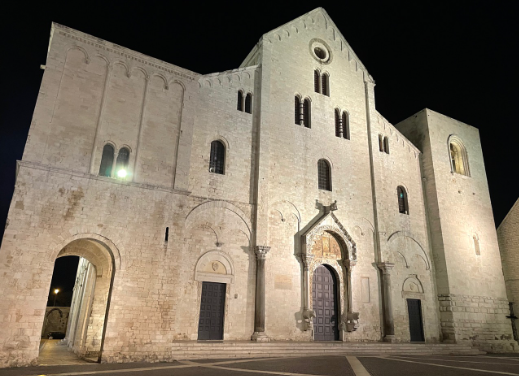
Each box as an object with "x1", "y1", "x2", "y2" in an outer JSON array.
[
  {"x1": 301, "y1": 254, "x2": 315, "y2": 331},
  {"x1": 342, "y1": 259, "x2": 356, "y2": 314},
  {"x1": 252, "y1": 246, "x2": 270, "y2": 342},
  {"x1": 377, "y1": 262, "x2": 396, "y2": 342}
]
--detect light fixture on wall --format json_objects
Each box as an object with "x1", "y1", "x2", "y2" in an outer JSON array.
[{"x1": 117, "y1": 169, "x2": 127, "y2": 178}]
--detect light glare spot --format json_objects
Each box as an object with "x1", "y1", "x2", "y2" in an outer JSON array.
[{"x1": 117, "y1": 169, "x2": 127, "y2": 178}]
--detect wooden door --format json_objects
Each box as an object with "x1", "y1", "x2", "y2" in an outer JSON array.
[
  {"x1": 198, "y1": 282, "x2": 226, "y2": 340},
  {"x1": 407, "y1": 299, "x2": 425, "y2": 342},
  {"x1": 312, "y1": 265, "x2": 339, "y2": 341}
]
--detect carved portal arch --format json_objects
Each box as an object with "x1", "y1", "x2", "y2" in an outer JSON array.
[{"x1": 194, "y1": 250, "x2": 235, "y2": 284}]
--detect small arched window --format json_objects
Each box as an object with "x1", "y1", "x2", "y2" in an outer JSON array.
[
  {"x1": 335, "y1": 109, "x2": 342, "y2": 137},
  {"x1": 209, "y1": 140, "x2": 225, "y2": 174},
  {"x1": 245, "y1": 93, "x2": 252, "y2": 114},
  {"x1": 115, "y1": 147, "x2": 130, "y2": 178},
  {"x1": 303, "y1": 98, "x2": 311, "y2": 128},
  {"x1": 342, "y1": 112, "x2": 350, "y2": 139},
  {"x1": 99, "y1": 144, "x2": 114, "y2": 177},
  {"x1": 318, "y1": 159, "x2": 331, "y2": 191},
  {"x1": 397, "y1": 186, "x2": 409, "y2": 214},
  {"x1": 379, "y1": 135, "x2": 384, "y2": 152},
  {"x1": 314, "y1": 70, "x2": 320, "y2": 93},
  {"x1": 237, "y1": 91, "x2": 244, "y2": 111},
  {"x1": 295, "y1": 96, "x2": 301, "y2": 125},
  {"x1": 449, "y1": 137, "x2": 470, "y2": 176},
  {"x1": 322, "y1": 73, "x2": 330, "y2": 97},
  {"x1": 384, "y1": 137, "x2": 390, "y2": 154}
]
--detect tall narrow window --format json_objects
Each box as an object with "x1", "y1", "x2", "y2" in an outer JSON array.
[
  {"x1": 473, "y1": 235, "x2": 480, "y2": 256},
  {"x1": 397, "y1": 186, "x2": 409, "y2": 214},
  {"x1": 237, "y1": 91, "x2": 244, "y2": 111},
  {"x1": 335, "y1": 109, "x2": 342, "y2": 137},
  {"x1": 115, "y1": 147, "x2": 130, "y2": 178},
  {"x1": 165, "y1": 227, "x2": 169, "y2": 242},
  {"x1": 379, "y1": 135, "x2": 384, "y2": 152},
  {"x1": 318, "y1": 159, "x2": 331, "y2": 191},
  {"x1": 303, "y1": 98, "x2": 311, "y2": 128},
  {"x1": 99, "y1": 144, "x2": 114, "y2": 177},
  {"x1": 245, "y1": 93, "x2": 252, "y2": 114},
  {"x1": 314, "y1": 70, "x2": 320, "y2": 93},
  {"x1": 342, "y1": 112, "x2": 350, "y2": 139},
  {"x1": 322, "y1": 73, "x2": 330, "y2": 96},
  {"x1": 384, "y1": 137, "x2": 390, "y2": 154},
  {"x1": 295, "y1": 96, "x2": 301, "y2": 125},
  {"x1": 449, "y1": 137, "x2": 470, "y2": 176},
  {"x1": 209, "y1": 140, "x2": 225, "y2": 174}
]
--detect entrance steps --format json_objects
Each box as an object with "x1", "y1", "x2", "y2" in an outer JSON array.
[{"x1": 169, "y1": 341, "x2": 484, "y2": 359}]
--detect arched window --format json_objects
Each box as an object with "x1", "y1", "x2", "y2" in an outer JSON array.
[
  {"x1": 209, "y1": 140, "x2": 225, "y2": 174},
  {"x1": 318, "y1": 159, "x2": 331, "y2": 191},
  {"x1": 314, "y1": 70, "x2": 320, "y2": 93},
  {"x1": 379, "y1": 135, "x2": 384, "y2": 152},
  {"x1": 397, "y1": 186, "x2": 409, "y2": 214},
  {"x1": 384, "y1": 137, "x2": 390, "y2": 154},
  {"x1": 245, "y1": 93, "x2": 252, "y2": 114},
  {"x1": 303, "y1": 98, "x2": 311, "y2": 128},
  {"x1": 99, "y1": 144, "x2": 114, "y2": 177},
  {"x1": 237, "y1": 91, "x2": 244, "y2": 111},
  {"x1": 342, "y1": 112, "x2": 350, "y2": 139},
  {"x1": 115, "y1": 147, "x2": 130, "y2": 178},
  {"x1": 295, "y1": 96, "x2": 301, "y2": 125},
  {"x1": 449, "y1": 136, "x2": 470, "y2": 176},
  {"x1": 473, "y1": 235, "x2": 480, "y2": 256},
  {"x1": 335, "y1": 109, "x2": 342, "y2": 137},
  {"x1": 322, "y1": 73, "x2": 330, "y2": 97}
]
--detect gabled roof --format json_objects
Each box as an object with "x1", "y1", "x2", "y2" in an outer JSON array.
[{"x1": 240, "y1": 8, "x2": 372, "y2": 80}]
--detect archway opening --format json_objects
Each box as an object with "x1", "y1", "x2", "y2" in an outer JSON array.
[
  {"x1": 39, "y1": 239, "x2": 115, "y2": 363},
  {"x1": 312, "y1": 264, "x2": 339, "y2": 341}
]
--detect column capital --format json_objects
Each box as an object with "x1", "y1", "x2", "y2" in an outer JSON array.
[
  {"x1": 377, "y1": 262, "x2": 394, "y2": 274},
  {"x1": 301, "y1": 254, "x2": 315, "y2": 270},
  {"x1": 255, "y1": 246, "x2": 271, "y2": 260},
  {"x1": 342, "y1": 259, "x2": 357, "y2": 269}
]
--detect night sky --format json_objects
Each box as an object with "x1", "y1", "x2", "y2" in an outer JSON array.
[{"x1": 1, "y1": 2, "x2": 518, "y2": 295}]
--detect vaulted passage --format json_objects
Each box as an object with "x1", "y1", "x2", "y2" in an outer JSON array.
[
  {"x1": 39, "y1": 238, "x2": 115, "y2": 363},
  {"x1": 198, "y1": 282, "x2": 226, "y2": 340},
  {"x1": 312, "y1": 265, "x2": 339, "y2": 341}
]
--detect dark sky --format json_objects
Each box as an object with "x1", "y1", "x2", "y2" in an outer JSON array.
[{"x1": 1, "y1": 0, "x2": 518, "y2": 247}]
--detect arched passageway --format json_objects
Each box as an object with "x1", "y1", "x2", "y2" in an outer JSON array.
[{"x1": 39, "y1": 238, "x2": 115, "y2": 363}]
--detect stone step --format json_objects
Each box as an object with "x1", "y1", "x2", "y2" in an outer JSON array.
[{"x1": 164, "y1": 343, "x2": 484, "y2": 359}]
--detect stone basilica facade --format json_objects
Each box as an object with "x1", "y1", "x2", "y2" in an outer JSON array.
[{"x1": 0, "y1": 8, "x2": 516, "y2": 367}]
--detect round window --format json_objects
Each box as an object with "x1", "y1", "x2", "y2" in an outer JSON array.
[{"x1": 314, "y1": 47, "x2": 326, "y2": 59}]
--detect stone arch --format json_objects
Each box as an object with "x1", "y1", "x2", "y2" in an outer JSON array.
[
  {"x1": 152, "y1": 73, "x2": 169, "y2": 89},
  {"x1": 112, "y1": 61, "x2": 130, "y2": 77},
  {"x1": 46, "y1": 237, "x2": 117, "y2": 362},
  {"x1": 194, "y1": 250, "x2": 235, "y2": 284},
  {"x1": 402, "y1": 275, "x2": 424, "y2": 293},
  {"x1": 387, "y1": 231, "x2": 430, "y2": 270},
  {"x1": 67, "y1": 45, "x2": 90, "y2": 63},
  {"x1": 186, "y1": 200, "x2": 252, "y2": 237}
]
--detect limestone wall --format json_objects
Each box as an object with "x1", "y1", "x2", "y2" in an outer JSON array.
[{"x1": 498, "y1": 199, "x2": 519, "y2": 306}]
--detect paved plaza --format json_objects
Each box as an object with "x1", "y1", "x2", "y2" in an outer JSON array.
[{"x1": 1, "y1": 343, "x2": 519, "y2": 376}]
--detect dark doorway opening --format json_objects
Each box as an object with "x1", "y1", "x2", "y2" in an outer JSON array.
[
  {"x1": 407, "y1": 299, "x2": 425, "y2": 342},
  {"x1": 198, "y1": 282, "x2": 226, "y2": 340},
  {"x1": 312, "y1": 264, "x2": 339, "y2": 341}
]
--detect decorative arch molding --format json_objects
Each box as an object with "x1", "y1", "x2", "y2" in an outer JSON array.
[
  {"x1": 387, "y1": 231, "x2": 430, "y2": 270},
  {"x1": 270, "y1": 200, "x2": 302, "y2": 225},
  {"x1": 66, "y1": 45, "x2": 90, "y2": 63},
  {"x1": 194, "y1": 250, "x2": 235, "y2": 284},
  {"x1": 185, "y1": 200, "x2": 252, "y2": 236},
  {"x1": 49, "y1": 232, "x2": 123, "y2": 271},
  {"x1": 401, "y1": 274, "x2": 425, "y2": 299}
]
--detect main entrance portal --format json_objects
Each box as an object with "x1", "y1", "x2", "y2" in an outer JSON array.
[
  {"x1": 312, "y1": 265, "x2": 339, "y2": 341},
  {"x1": 198, "y1": 282, "x2": 226, "y2": 340}
]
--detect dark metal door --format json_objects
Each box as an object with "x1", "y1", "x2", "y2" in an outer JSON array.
[
  {"x1": 407, "y1": 299, "x2": 425, "y2": 342},
  {"x1": 312, "y1": 265, "x2": 339, "y2": 341},
  {"x1": 198, "y1": 282, "x2": 226, "y2": 340}
]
